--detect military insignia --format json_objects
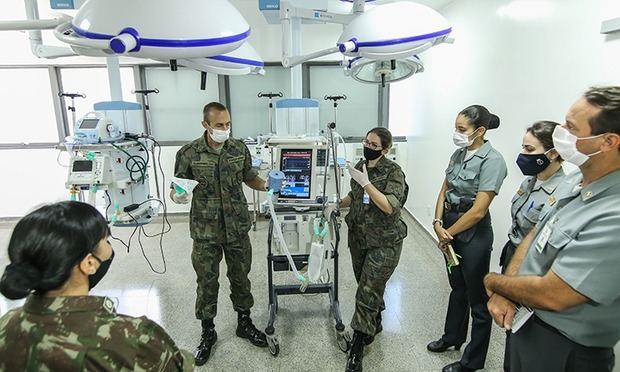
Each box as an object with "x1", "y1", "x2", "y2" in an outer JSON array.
[
  {"x1": 585, "y1": 190, "x2": 593, "y2": 199},
  {"x1": 516, "y1": 189, "x2": 525, "y2": 196},
  {"x1": 103, "y1": 298, "x2": 115, "y2": 313},
  {"x1": 548, "y1": 196, "x2": 556, "y2": 206}
]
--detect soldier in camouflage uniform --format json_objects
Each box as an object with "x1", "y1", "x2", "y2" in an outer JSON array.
[
  {"x1": 170, "y1": 102, "x2": 269, "y2": 366},
  {"x1": 0, "y1": 201, "x2": 193, "y2": 371},
  {"x1": 336, "y1": 127, "x2": 408, "y2": 372}
]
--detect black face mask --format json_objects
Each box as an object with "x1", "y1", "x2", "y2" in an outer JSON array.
[
  {"x1": 516, "y1": 153, "x2": 551, "y2": 176},
  {"x1": 363, "y1": 146, "x2": 383, "y2": 161},
  {"x1": 89, "y1": 250, "x2": 114, "y2": 289}
]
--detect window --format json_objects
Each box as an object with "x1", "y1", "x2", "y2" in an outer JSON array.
[
  {"x1": 389, "y1": 76, "x2": 423, "y2": 136},
  {"x1": 0, "y1": 68, "x2": 58, "y2": 144},
  {"x1": 60, "y1": 66, "x2": 137, "y2": 134},
  {"x1": 308, "y1": 64, "x2": 379, "y2": 138},
  {"x1": 228, "y1": 65, "x2": 291, "y2": 139},
  {"x1": 144, "y1": 67, "x2": 219, "y2": 142}
]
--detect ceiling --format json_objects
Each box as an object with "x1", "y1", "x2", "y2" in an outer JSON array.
[{"x1": 234, "y1": 0, "x2": 455, "y2": 11}]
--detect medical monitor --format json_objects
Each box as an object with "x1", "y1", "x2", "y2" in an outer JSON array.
[
  {"x1": 278, "y1": 148, "x2": 315, "y2": 200},
  {"x1": 79, "y1": 119, "x2": 100, "y2": 129}
]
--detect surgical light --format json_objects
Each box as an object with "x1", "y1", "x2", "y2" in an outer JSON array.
[
  {"x1": 53, "y1": 0, "x2": 251, "y2": 60},
  {"x1": 346, "y1": 56, "x2": 424, "y2": 86},
  {"x1": 176, "y1": 43, "x2": 265, "y2": 76},
  {"x1": 279, "y1": 0, "x2": 451, "y2": 86}
]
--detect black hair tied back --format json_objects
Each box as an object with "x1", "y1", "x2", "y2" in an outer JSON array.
[{"x1": 0, "y1": 263, "x2": 42, "y2": 300}]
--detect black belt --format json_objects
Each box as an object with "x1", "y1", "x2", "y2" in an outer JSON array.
[{"x1": 444, "y1": 201, "x2": 472, "y2": 213}]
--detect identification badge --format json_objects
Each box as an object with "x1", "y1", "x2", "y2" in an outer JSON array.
[
  {"x1": 535, "y1": 223, "x2": 552, "y2": 253},
  {"x1": 511, "y1": 304, "x2": 534, "y2": 333},
  {"x1": 363, "y1": 193, "x2": 370, "y2": 204}
]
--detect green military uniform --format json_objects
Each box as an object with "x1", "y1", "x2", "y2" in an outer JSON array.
[
  {"x1": 510, "y1": 169, "x2": 620, "y2": 371},
  {"x1": 441, "y1": 141, "x2": 507, "y2": 370},
  {"x1": 0, "y1": 295, "x2": 193, "y2": 371},
  {"x1": 174, "y1": 133, "x2": 258, "y2": 320},
  {"x1": 345, "y1": 156, "x2": 408, "y2": 336},
  {"x1": 501, "y1": 168, "x2": 566, "y2": 268}
]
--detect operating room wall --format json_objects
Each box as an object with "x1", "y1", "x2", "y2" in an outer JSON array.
[{"x1": 391, "y1": 0, "x2": 620, "y2": 267}]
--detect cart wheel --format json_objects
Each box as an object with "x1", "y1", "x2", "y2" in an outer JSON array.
[
  {"x1": 267, "y1": 336, "x2": 280, "y2": 357},
  {"x1": 336, "y1": 331, "x2": 351, "y2": 352}
]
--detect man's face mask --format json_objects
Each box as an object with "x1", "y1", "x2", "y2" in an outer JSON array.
[
  {"x1": 552, "y1": 126, "x2": 605, "y2": 167},
  {"x1": 209, "y1": 126, "x2": 230, "y2": 143},
  {"x1": 89, "y1": 250, "x2": 114, "y2": 290}
]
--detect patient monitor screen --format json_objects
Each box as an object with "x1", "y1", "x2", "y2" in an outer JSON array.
[
  {"x1": 79, "y1": 119, "x2": 99, "y2": 129},
  {"x1": 280, "y1": 149, "x2": 312, "y2": 199}
]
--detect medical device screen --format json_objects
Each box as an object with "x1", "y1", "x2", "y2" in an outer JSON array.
[
  {"x1": 79, "y1": 119, "x2": 99, "y2": 129},
  {"x1": 72, "y1": 160, "x2": 93, "y2": 172},
  {"x1": 280, "y1": 149, "x2": 312, "y2": 199}
]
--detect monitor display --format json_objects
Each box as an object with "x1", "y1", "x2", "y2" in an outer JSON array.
[
  {"x1": 279, "y1": 149, "x2": 312, "y2": 199},
  {"x1": 79, "y1": 119, "x2": 99, "y2": 129},
  {"x1": 72, "y1": 160, "x2": 93, "y2": 172}
]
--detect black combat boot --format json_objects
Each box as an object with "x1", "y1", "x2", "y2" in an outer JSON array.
[
  {"x1": 346, "y1": 331, "x2": 366, "y2": 372},
  {"x1": 194, "y1": 319, "x2": 217, "y2": 366},
  {"x1": 236, "y1": 311, "x2": 267, "y2": 347},
  {"x1": 364, "y1": 312, "x2": 383, "y2": 345}
]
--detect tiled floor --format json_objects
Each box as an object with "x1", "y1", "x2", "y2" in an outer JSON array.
[{"x1": 1, "y1": 214, "x2": 617, "y2": 371}]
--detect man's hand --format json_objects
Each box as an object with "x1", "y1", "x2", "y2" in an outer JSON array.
[
  {"x1": 323, "y1": 203, "x2": 337, "y2": 220},
  {"x1": 487, "y1": 293, "x2": 517, "y2": 330},
  {"x1": 347, "y1": 163, "x2": 370, "y2": 188},
  {"x1": 171, "y1": 191, "x2": 190, "y2": 204}
]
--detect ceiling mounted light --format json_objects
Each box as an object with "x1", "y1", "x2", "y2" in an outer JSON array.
[
  {"x1": 277, "y1": 0, "x2": 451, "y2": 87},
  {"x1": 346, "y1": 56, "x2": 424, "y2": 86},
  {"x1": 175, "y1": 43, "x2": 265, "y2": 76},
  {"x1": 337, "y1": 2, "x2": 451, "y2": 60},
  {"x1": 54, "y1": 0, "x2": 250, "y2": 59}
]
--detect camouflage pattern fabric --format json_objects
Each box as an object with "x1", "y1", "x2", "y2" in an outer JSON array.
[
  {"x1": 344, "y1": 157, "x2": 409, "y2": 248},
  {"x1": 0, "y1": 295, "x2": 193, "y2": 371},
  {"x1": 345, "y1": 156, "x2": 409, "y2": 336},
  {"x1": 192, "y1": 235, "x2": 254, "y2": 320},
  {"x1": 174, "y1": 133, "x2": 257, "y2": 243},
  {"x1": 349, "y1": 238, "x2": 402, "y2": 336},
  {"x1": 174, "y1": 133, "x2": 258, "y2": 321}
]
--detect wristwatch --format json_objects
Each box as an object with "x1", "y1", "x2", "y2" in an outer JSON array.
[{"x1": 432, "y1": 218, "x2": 443, "y2": 227}]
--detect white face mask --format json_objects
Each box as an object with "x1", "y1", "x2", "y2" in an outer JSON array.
[
  {"x1": 552, "y1": 126, "x2": 604, "y2": 166},
  {"x1": 453, "y1": 129, "x2": 479, "y2": 148},
  {"x1": 209, "y1": 127, "x2": 230, "y2": 143}
]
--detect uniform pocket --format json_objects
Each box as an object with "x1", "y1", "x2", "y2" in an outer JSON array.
[
  {"x1": 522, "y1": 205, "x2": 542, "y2": 225},
  {"x1": 547, "y1": 226, "x2": 573, "y2": 251}
]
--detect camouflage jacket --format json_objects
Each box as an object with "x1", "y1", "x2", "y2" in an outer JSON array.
[
  {"x1": 174, "y1": 133, "x2": 257, "y2": 243},
  {"x1": 0, "y1": 295, "x2": 194, "y2": 372},
  {"x1": 345, "y1": 156, "x2": 409, "y2": 247}
]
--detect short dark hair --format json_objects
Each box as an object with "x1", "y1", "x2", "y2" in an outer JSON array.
[
  {"x1": 202, "y1": 102, "x2": 228, "y2": 123},
  {"x1": 584, "y1": 86, "x2": 620, "y2": 136},
  {"x1": 526, "y1": 121, "x2": 563, "y2": 161},
  {"x1": 0, "y1": 201, "x2": 110, "y2": 300},
  {"x1": 366, "y1": 127, "x2": 393, "y2": 149},
  {"x1": 459, "y1": 105, "x2": 500, "y2": 130}
]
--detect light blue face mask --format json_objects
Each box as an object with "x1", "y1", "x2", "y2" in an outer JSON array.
[{"x1": 552, "y1": 126, "x2": 605, "y2": 166}]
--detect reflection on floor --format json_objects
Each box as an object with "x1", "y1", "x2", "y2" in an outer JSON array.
[{"x1": 0, "y1": 213, "x2": 598, "y2": 372}]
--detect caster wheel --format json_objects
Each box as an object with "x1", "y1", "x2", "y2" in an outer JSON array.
[
  {"x1": 267, "y1": 336, "x2": 280, "y2": 357},
  {"x1": 336, "y1": 331, "x2": 351, "y2": 352}
]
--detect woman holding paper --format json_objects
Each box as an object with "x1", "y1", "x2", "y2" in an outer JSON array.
[
  {"x1": 499, "y1": 121, "x2": 565, "y2": 371},
  {"x1": 427, "y1": 105, "x2": 507, "y2": 372}
]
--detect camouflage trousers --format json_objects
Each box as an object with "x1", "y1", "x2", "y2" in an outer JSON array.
[
  {"x1": 349, "y1": 233, "x2": 402, "y2": 336},
  {"x1": 191, "y1": 234, "x2": 254, "y2": 320}
]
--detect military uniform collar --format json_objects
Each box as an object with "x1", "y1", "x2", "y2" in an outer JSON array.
[
  {"x1": 366, "y1": 156, "x2": 390, "y2": 171},
  {"x1": 462, "y1": 141, "x2": 492, "y2": 161},
  {"x1": 193, "y1": 131, "x2": 229, "y2": 154},
  {"x1": 580, "y1": 168, "x2": 620, "y2": 202},
  {"x1": 23, "y1": 295, "x2": 117, "y2": 315},
  {"x1": 532, "y1": 167, "x2": 566, "y2": 194}
]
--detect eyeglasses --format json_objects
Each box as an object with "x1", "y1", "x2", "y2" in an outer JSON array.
[{"x1": 362, "y1": 139, "x2": 382, "y2": 151}]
